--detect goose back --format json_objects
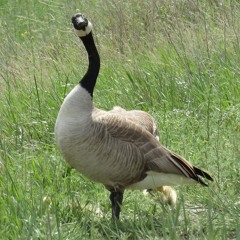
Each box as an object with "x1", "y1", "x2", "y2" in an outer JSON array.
[{"x1": 109, "y1": 106, "x2": 159, "y2": 139}]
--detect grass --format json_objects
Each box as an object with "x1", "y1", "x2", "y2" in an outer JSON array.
[{"x1": 0, "y1": 0, "x2": 240, "y2": 239}]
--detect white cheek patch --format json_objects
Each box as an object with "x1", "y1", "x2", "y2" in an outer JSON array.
[{"x1": 75, "y1": 21, "x2": 93, "y2": 37}]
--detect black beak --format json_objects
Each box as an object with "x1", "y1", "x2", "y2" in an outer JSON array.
[{"x1": 72, "y1": 13, "x2": 88, "y2": 31}]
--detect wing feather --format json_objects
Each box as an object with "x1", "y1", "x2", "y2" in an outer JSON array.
[
  {"x1": 109, "y1": 107, "x2": 159, "y2": 138},
  {"x1": 94, "y1": 111, "x2": 212, "y2": 187}
]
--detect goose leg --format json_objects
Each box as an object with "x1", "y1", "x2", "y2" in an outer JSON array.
[{"x1": 110, "y1": 191, "x2": 123, "y2": 220}]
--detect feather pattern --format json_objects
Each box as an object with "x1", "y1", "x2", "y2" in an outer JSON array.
[
  {"x1": 93, "y1": 111, "x2": 212, "y2": 188},
  {"x1": 57, "y1": 95, "x2": 213, "y2": 192},
  {"x1": 109, "y1": 106, "x2": 159, "y2": 139}
]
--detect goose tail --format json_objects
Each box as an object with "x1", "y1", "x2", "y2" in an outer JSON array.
[{"x1": 193, "y1": 166, "x2": 214, "y2": 185}]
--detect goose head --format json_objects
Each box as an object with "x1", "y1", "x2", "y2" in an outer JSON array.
[{"x1": 72, "y1": 13, "x2": 93, "y2": 37}]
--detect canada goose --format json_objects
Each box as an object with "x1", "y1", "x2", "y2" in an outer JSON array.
[{"x1": 55, "y1": 13, "x2": 213, "y2": 220}]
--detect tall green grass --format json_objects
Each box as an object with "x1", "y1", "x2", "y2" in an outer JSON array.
[{"x1": 0, "y1": 0, "x2": 240, "y2": 239}]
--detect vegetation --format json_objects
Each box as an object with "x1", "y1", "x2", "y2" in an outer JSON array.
[{"x1": 0, "y1": 0, "x2": 239, "y2": 239}]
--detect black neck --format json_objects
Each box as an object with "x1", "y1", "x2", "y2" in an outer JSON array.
[{"x1": 79, "y1": 32, "x2": 100, "y2": 98}]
